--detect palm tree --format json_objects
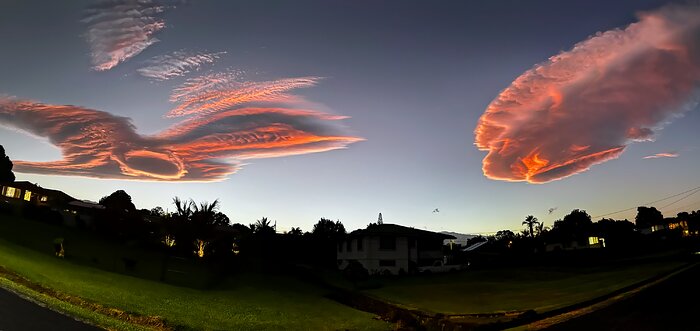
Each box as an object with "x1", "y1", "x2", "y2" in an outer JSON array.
[
  {"x1": 192, "y1": 199, "x2": 220, "y2": 224},
  {"x1": 251, "y1": 217, "x2": 276, "y2": 236},
  {"x1": 522, "y1": 215, "x2": 540, "y2": 238},
  {"x1": 172, "y1": 197, "x2": 194, "y2": 221}
]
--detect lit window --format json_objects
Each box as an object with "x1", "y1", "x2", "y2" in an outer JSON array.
[
  {"x1": 24, "y1": 190, "x2": 32, "y2": 201},
  {"x1": 4, "y1": 187, "x2": 16, "y2": 198},
  {"x1": 40, "y1": 196, "x2": 48, "y2": 202},
  {"x1": 588, "y1": 237, "x2": 599, "y2": 245}
]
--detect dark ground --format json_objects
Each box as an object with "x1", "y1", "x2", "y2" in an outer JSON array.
[
  {"x1": 0, "y1": 286, "x2": 101, "y2": 331},
  {"x1": 544, "y1": 263, "x2": 700, "y2": 331}
]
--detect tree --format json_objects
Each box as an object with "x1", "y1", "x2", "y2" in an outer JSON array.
[
  {"x1": 150, "y1": 206, "x2": 166, "y2": 217},
  {"x1": 551, "y1": 209, "x2": 593, "y2": 243},
  {"x1": 0, "y1": 145, "x2": 15, "y2": 182},
  {"x1": 251, "y1": 217, "x2": 276, "y2": 236},
  {"x1": 635, "y1": 206, "x2": 663, "y2": 230},
  {"x1": 495, "y1": 230, "x2": 515, "y2": 242},
  {"x1": 99, "y1": 190, "x2": 136, "y2": 213},
  {"x1": 522, "y1": 215, "x2": 540, "y2": 238},
  {"x1": 287, "y1": 227, "x2": 303, "y2": 236},
  {"x1": 312, "y1": 218, "x2": 346, "y2": 240}
]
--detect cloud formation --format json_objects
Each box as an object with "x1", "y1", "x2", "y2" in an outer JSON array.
[
  {"x1": 137, "y1": 50, "x2": 226, "y2": 80},
  {"x1": 643, "y1": 152, "x2": 679, "y2": 159},
  {"x1": 0, "y1": 80, "x2": 361, "y2": 181},
  {"x1": 168, "y1": 72, "x2": 320, "y2": 118},
  {"x1": 474, "y1": 4, "x2": 700, "y2": 183},
  {"x1": 83, "y1": 0, "x2": 176, "y2": 71}
]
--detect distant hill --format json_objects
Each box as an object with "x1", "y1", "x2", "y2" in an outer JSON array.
[{"x1": 441, "y1": 231, "x2": 477, "y2": 245}]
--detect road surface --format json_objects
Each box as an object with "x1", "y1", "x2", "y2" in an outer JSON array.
[
  {"x1": 544, "y1": 263, "x2": 700, "y2": 331},
  {"x1": 0, "y1": 286, "x2": 101, "y2": 330}
]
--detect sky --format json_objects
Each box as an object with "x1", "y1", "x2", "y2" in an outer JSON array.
[{"x1": 2, "y1": 0, "x2": 700, "y2": 234}]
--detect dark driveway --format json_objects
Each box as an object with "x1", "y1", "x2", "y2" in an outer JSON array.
[
  {"x1": 544, "y1": 263, "x2": 700, "y2": 331},
  {"x1": 0, "y1": 286, "x2": 101, "y2": 331}
]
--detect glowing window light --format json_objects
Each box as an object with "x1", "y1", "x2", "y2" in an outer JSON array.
[
  {"x1": 24, "y1": 190, "x2": 32, "y2": 201},
  {"x1": 4, "y1": 187, "x2": 16, "y2": 198},
  {"x1": 588, "y1": 237, "x2": 599, "y2": 245}
]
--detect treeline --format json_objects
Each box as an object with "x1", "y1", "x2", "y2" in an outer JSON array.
[
  {"x1": 76, "y1": 190, "x2": 348, "y2": 270},
  {"x1": 458, "y1": 207, "x2": 700, "y2": 266}
]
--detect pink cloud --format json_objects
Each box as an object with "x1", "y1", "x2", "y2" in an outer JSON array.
[
  {"x1": 474, "y1": 4, "x2": 700, "y2": 183},
  {"x1": 137, "y1": 50, "x2": 226, "y2": 80},
  {"x1": 82, "y1": 0, "x2": 176, "y2": 71},
  {"x1": 168, "y1": 72, "x2": 321, "y2": 118},
  {"x1": 643, "y1": 152, "x2": 679, "y2": 159},
  {"x1": 0, "y1": 78, "x2": 361, "y2": 181}
]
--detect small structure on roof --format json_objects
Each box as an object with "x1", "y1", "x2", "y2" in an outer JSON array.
[{"x1": 337, "y1": 223, "x2": 455, "y2": 275}]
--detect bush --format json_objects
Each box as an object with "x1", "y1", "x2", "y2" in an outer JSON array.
[{"x1": 343, "y1": 260, "x2": 369, "y2": 281}]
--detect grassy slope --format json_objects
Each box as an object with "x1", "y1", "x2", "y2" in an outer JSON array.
[
  {"x1": 366, "y1": 262, "x2": 684, "y2": 314},
  {"x1": 0, "y1": 216, "x2": 388, "y2": 330}
]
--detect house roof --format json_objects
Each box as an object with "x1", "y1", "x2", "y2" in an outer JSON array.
[
  {"x1": 348, "y1": 223, "x2": 456, "y2": 240},
  {"x1": 0, "y1": 181, "x2": 77, "y2": 202}
]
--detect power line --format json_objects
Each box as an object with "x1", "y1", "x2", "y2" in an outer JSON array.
[
  {"x1": 663, "y1": 197, "x2": 700, "y2": 216},
  {"x1": 592, "y1": 185, "x2": 700, "y2": 219},
  {"x1": 658, "y1": 188, "x2": 700, "y2": 210}
]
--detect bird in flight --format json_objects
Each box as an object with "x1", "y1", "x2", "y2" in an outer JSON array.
[
  {"x1": 548, "y1": 207, "x2": 558, "y2": 214},
  {"x1": 433, "y1": 208, "x2": 440, "y2": 213}
]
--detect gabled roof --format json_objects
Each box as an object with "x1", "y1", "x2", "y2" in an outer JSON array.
[{"x1": 348, "y1": 223, "x2": 456, "y2": 240}]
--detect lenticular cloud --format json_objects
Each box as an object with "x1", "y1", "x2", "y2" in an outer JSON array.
[
  {"x1": 137, "y1": 50, "x2": 226, "y2": 80},
  {"x1": 474, "y1": 4, "x2": 700, "y2": 183},
  {"x1": 83, "y1": 0, "x2": 177, "y2": 71},
  {"x1": 0, "y1": 77, "x2": 361, "y2": 181}
]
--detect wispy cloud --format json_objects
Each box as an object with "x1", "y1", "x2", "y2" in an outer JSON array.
[
  {"x1": 168, "y1": 72, "x2": 320, "y2": 118},
  {"x1": 137, "y1": 50, "x2": 226, "y2": 80},
  {"x1": 474, "y1": 4, "x2": 700, "y2": 183},
  {"x1": 643, "y1": 152, "x2": 679, "y2": 159},
  {"x1": 82, "y1": 0, "x2": 177, "y2": 71},
  {"x1": 0, "y1": 93, "x2": 361, "y2": 181}
]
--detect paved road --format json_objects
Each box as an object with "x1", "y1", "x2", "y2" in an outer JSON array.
[
  {"x1": 544, "y1": 263, "x2": 700, "y2": 331},
  {"x1": 0, "y1": 287, "x2": 101, "y2": 331}
]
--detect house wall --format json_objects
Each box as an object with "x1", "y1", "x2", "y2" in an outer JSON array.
[{"x1": 338, "y1": 236, "x2": 411, "y2": 275}]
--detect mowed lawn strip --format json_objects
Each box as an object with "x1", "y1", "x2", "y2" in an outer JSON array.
[
  {"x1": 0, "y1": 228, "x2": 388, "y2": 330},
  {"x1": 365, "y1": 262, "x2": 684, "y2": 315}
]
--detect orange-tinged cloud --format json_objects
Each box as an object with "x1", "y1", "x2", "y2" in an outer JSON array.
[
  {"x1": 0, "y1": 97, "x2": 360, "y2": 181},
  {"x1": 168, "y1": 73, "x2": 320, "y2": 117},
  {"x1": 643, "y1": 152, "x2": 679, "y2": 159},
  {"x1": 475, "y1": 4, "x2": 700, "y2": 183}
]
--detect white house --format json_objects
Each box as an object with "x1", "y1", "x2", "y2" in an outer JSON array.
[{"x1": 337, "y1": 223, "x2": 455, "y2": 275}]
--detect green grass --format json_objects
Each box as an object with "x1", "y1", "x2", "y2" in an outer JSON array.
[
  {"x1": 0, "y1": 277, "x2": 148, "y2": 331},
  {"x1": 0, "y1": 216, "x2": 389, "y2": 330},
  {"x1": 365, "y1": 262, "x2": 684, "y2": 315}
]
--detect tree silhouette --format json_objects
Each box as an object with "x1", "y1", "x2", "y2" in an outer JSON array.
[
  {"x1": 312, "y1": 218, "x2": 346, "y2": 240},
  {"x1": 635, "y1": 206, "x2": 663, "y2": 230},
  {"x1": 99, "y1": 190, "x2": 136, "y2": 213},
  {"x1": 287, "y1": 227, "x2": 303, "y2": 236},
  {"x1": 551, "y1": 209, "x2": 593, "y2": 243},
  {"x1": 0, "y1": 145, "x2": 15, "y2": 182},
  {"x1": 522, "y1": 215, "x2": 540, "y2": 238},
  {"x1": 251, "y1": 217, "x2": 276, "y2": 236}
]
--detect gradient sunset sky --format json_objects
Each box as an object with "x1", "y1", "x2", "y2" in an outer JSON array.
[{"x1": 2, "y1": 0, "x2": 700, "y2": 234}]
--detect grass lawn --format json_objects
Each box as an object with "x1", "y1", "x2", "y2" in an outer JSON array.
[
  {"x1": 365, "y1": 261, "x2": 685, "y2": 315},
  {"x1": 0, "y1": 216, "x2": 389, "y2": 330}
]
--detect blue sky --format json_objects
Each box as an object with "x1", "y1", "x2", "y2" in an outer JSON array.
[{"x1": 1, "y1": 0, "x2": 699, "y2": 234}]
